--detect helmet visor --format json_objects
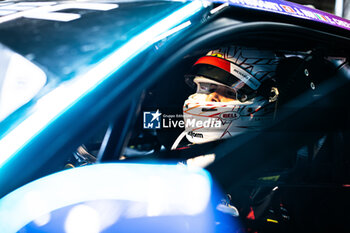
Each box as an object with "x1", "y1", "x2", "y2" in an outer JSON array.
[
  {"x1": 193, "y1": 76, "x2": 256, "y2": 102},
  {"x1": 196, "y1": 82, "x2": 237, "y2": 99}
]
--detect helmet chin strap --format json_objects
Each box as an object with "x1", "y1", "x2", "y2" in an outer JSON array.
[{"x1": 171, "y1": 131, "x2": 187, "y2": 150}]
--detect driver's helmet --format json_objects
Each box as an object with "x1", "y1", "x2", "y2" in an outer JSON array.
[{"x1": 183, "y1": 47, "x2": 280, "y2": 144}]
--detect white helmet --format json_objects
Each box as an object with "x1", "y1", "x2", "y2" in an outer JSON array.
[{"x1": 175, "y1": 47, "x2": 280, "y2": 146}]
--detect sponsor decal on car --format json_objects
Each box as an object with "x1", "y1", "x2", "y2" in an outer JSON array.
[
  {"x1": 214, "y1": 0, "x2": 350, "y2": 31},
  {"x1": 0, "y1": 2, "x2": 118, "y2": 23}
]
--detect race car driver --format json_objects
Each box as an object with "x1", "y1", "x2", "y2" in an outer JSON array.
[
  {"x1": 172, "y1": 46, "x2": 342, "y2": 231},
  {"x1": 169, "y1": 46, "x2": 286, "y2": 225},
  {"x1": 172, "y1": 46, "x2": 280, "y2": 149}
]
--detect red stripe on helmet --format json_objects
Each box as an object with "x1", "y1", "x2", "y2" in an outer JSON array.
[{"x1": 194, "y1": 56, "x2": 231, "y2": 73}]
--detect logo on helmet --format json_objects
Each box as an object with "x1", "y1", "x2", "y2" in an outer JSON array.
[
  {"x1": 188, "y1": 131, "x2": 204, "y2": 138},
  {"x1": 211, "y1": 53, "x2": 224, "y2": 58},
  {"x1": 219, "y1": 111, "x2": 240, "y2": 121}
]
